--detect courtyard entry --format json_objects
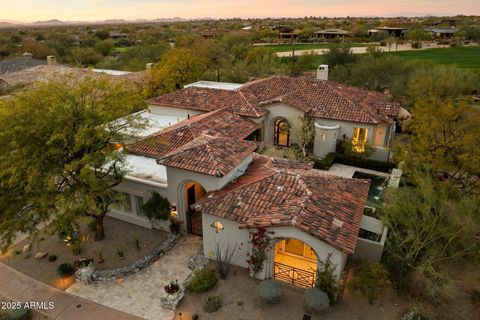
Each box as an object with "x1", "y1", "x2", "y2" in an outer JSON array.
[
  {"x1": 183, "y1": 181, "x2": 206, "y2": 236},
  {"x1": 274, "y1": 118, "x2": 290, "y2": 147},
  {"x1": 273, "y1": 239, "x2": 317, "y2": 287}
]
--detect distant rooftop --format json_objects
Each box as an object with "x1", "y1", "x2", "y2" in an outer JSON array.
[
  {"x1": 184, "y1": 80, "x2": 243, "y2": 91},
  {"x1": 91, "y1": 68, "x2": 132, "y2": 76}
]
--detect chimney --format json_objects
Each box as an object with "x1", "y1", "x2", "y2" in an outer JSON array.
[
  {"x1": 146, "y1": 63, "x2": 154, "y2": 70},
  {"x1": 316, "y1": 64, "x2": 328, "y2": 80},
  {"x1": 22, "y1": 52, "x2": 33, "y2": 58},
  {"x1": 47, "y1": 55, "x2": 57, "y2": 66}
]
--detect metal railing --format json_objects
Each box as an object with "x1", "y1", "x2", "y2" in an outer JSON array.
[{"x1": 274, "y1": 262, "x2": 316, "y2": 287}]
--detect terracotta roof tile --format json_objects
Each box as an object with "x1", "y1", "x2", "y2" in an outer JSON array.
[
  {"x1": 147, "y1": 87, "x2": 267, "y2": 118},
  {"x1": 158, "y1": 135, "x2": 257, "y2": 177},
  {"x1": 147, "y1": 76, "x2": 400, "y2": 124},
  {"x1": 127, "y1": 109, "x2": 260, "y2": 158},
  {"x1": 195, "y1": 154, "x2": 370, "y2": 254}
]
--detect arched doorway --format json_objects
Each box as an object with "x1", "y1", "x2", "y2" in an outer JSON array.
[
  {"x1": 274, "y1": 118, "x2": 290, "y2": 147},
  {"x1": 181, "y1": 181, "x2": 206, "y2": 236},
  {"x1": 273, "y1": 238, "x2": 318, "y2": 287}
]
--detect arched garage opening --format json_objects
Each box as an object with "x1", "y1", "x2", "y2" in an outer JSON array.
[{"x1": 273, "y1": 238, "x2": 318, "y2": 287}]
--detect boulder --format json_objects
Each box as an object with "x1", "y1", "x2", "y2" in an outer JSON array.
[{"x1": 34, "y1": 252, "x2": 48, "y2": 259}]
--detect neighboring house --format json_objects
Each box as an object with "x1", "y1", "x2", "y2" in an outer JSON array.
[
  {"x1": 0, "y1": 52, "x2": 47, "y2": 76},
  {"x1": 314, "y1": 29, "x2": 350, "y2": 38},
  {"x1": 424, "y1": 27, "x2": 459, "y2": 38},
  {"x1": 368, "y1": 26, "x2": 407, "y2": 37},
  {"x1": 0, "y1": 62, "x2": 147, "y2": 92},
  {"x1": 106, "y1": 73, "x2": 398, "y2": 287}
]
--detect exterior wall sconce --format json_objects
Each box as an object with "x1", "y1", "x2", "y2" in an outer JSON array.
[
  {"x1": 170, "y1": 204, "x2": 177, "y2": 217},
  {"x1": 210, "y1": 220, "x2": 224, "y2": 233}
]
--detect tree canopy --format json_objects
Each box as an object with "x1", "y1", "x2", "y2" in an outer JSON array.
[{"x1": 0, "y1": 76, "x2": 145, "y2": 249}]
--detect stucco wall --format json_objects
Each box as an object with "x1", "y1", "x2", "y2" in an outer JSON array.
[
  {"x1": 148, "y1": 105, "x2": 203, "y2": 118},
  {"x1": 263, "y1": 103, "x2": 305, "y2": 145},
  {"x1": 166, "y1": 155, "x2": 253, "y2": 231},
  {"x1": 202, "y1": 213, "x2": 347, "y2": 281},
  {"x1": 109, "y1": 176, "x2": 170, "y2": 232}
]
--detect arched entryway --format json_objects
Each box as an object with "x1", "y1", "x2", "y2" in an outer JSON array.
[
  {"x1": 274, "y1": 118, "x2": 290, "y2": 147},
  {"x1": 180, "y1": 181, "x2": 206, "y2": 236},
  {"x1": 273, "y1": 238, "x2": 318, "y2": 287}
]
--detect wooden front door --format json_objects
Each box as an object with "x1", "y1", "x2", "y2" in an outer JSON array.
[{"x1": 186, "y1": 185, "x2": 203, "y2": 236}]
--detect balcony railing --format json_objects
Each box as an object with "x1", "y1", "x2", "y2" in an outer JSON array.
[{"x1": 274, "y1": 262, "x2": 316, "y2": 287}]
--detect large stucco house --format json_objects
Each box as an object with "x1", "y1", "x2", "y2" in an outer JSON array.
[{"x1": 109, "y1": 75, "x2": 400, "y2": 286}]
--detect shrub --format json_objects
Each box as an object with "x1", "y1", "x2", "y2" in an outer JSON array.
[
  {"x1": 87, "y1": 219, "x2": 96, "y2": 232},
  {"x1": 312, "y1": 153, "x2": 395, "y2": 172},
  {"x1": 6, "y1": 306, "x2": 31, "y2": 320},
  {"x1": 256, "y1": 279, "x2": 284, "y2": 304},
  {"x1": 141, "y1": 191, "x2": 171, "y2": 221},
  {"x1": 411, "y1": 42, "x2": 422, "y2": 49},
  {"x1": 303, "y1": 288, "x2": 329, "y2": 314},
  {"x1": 379, "y1": 41, "x2": 387, "y2": 46},
  {"x1": 203, "y1": 295, "x2": 222, "y2": 313},
  {"x1": 14, "y1": 250, "x2": 21, "y2": 256},
  {"x1": 187, "y1": 269, "x2": 217, "y2": 293},
  {"x1": 48, "y1": 254, "x2": 57, "y2": 262},
  {"x1": 116, "y1": 248, "x2": 124, "y2": 259},
  {"x1": 164, "y1": 280, "x2": 180, "y2": 294},
  {"x1": 350, "y1": 260, "x2": 390, "y2": 304},
  {"x1": 316, "y1": 253, "x2": 338, "y2": 304},
  {"x1": 192, "y1": 314, "x2": 199, "y2": 320},
  {"x1": 57, "y1": 263, "x2": 75, "y2": 278},
  {"x1": 400, "y1": 309, "x2": 429, "y2": 320},
  {"x1": 169, "y1": 218, "x2": 181, "y2": 235},
  {"x1": 311, "y1": 153, "x2": 336, "y2": 170}
]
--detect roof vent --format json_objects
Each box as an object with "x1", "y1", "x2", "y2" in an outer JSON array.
[
  {"x1": 277, "y1": 185, "x2": 285, "y2": 191},
  {"x1": 332, "y1": 218, "x2": 343, "y2": 228}
]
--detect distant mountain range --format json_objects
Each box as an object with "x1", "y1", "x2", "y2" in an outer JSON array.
[{"x1": 0, "y1": 17, "x2": 186, "y2": 27}]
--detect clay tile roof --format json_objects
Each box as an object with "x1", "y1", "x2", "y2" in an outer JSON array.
[
  {"x1": 195, "y1": 154, "x2": 370, "y2": 254},
  {"x1": 147, "y1": 86, "x2": 267, "y2": 118},
  {"x1": 239, "y1": 76, "x2": 400, "y2": 124},
  {"x1": 147, "y1": 76, "x2": 400, "y2": 124},
  {"x1": 158, "y1": 135, "x2": 257, "y2": 177},
  {"x1": 127, "y1": 109, "x2": 260, "y2": 158}
]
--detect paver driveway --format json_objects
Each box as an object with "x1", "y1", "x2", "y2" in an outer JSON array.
[{"x1": 67, "y1": 235, "x2": 203, "y2": 320}]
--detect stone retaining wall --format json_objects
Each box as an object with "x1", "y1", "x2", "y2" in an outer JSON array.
[{"x1": 76, "y1": 234, "x2": 179, "y2": 284}]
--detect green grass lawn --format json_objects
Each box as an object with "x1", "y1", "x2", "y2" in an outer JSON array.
[
  {"x1": 280, "y1": 46, "x2": 480, "y2": 71},
  {"x1": 386, "y1": 46, "x2": 480, "y2": 70},
  {"x1": 262, "y1": 42, "x2": 372, "y2": 52}
]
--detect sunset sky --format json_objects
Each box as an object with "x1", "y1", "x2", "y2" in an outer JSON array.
[{"x1": 3, "y1": 0, "x2": 480, "y2": 22}]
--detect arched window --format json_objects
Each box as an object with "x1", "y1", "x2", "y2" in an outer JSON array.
[{"x1": 274, "y1": 118, "x2": 290, "y2": 147}]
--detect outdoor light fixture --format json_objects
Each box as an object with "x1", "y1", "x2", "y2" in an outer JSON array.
[
  {"x1": 170, "y1": 204, "x2": 177, "y2": 217},
  {"x1": 210, "y1": 220, "x2": 224, "y2": 233}
]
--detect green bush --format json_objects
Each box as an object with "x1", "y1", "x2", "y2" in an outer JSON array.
[
  {"x1": 48, "y1": 254, "x2": 57, "y2": 262},
  {"x1": 312, "y1": 153, "x2": 395, "y2": 173},
  {"x1": 411, "y1": 42, "x2": 422, "y2": 49},
  {"x1": 203, "y1": 295, "x2": 222, "y2": 313},
  {"x1": 57, "y1": 263, "x2": 75, "y2": 278},
  {"x1": 350, "y1": 260, "x2": 390, "y2": 304},
  {"x1": 256, "y1": 279, "x2": 284, "y2": 304},
  {"x1": 316, "y1": 254, "x2": 338, "y2": 304},
  {"x1": 0, "y1": 307, "x2": 31, "y2": 320},
  {"x1": 303, "y1": 288, "x2": 329, "y2": 314},
  {"x1": 400, "y1": 309, "x2": 429, "y2": 320},
  {"x1": 187, "y1": 269, "x2": 217, "y2": 293},
  {"x1": 141, "y1": 191, "x2": 171, "y2": 221}
]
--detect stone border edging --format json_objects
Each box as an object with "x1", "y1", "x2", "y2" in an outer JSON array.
[{"x1": 76, "y1": 234, "x2": 179, "y2": 284}]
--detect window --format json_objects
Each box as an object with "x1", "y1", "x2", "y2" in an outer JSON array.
[
  {"x1": 274, "y1": 118, "x2": 290, "y2": 147},
  {"x1": 352, "y1": 127, "x2": 368, "y2": 153},
  {"x1": 123, "y1": 192, "x2": 132, "y2": 212},
  {"x1": 135, "y1": 196, "x2": 144, "y2": 216}
]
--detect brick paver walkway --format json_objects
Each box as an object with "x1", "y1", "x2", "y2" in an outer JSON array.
[
  {"x1": 66, "y1": 235, "x2": 203, "y2": 320},
  {"x1": 0, "y1": 263, "x2": 143, "y2": 320}
]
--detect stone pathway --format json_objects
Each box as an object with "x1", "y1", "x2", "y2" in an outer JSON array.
[
  {"x1": 67, "y1": 235, "x2": 203, "y2": 320},
  {"x1": 0, "y1": 263, "x2": 142, "y2": 320}
]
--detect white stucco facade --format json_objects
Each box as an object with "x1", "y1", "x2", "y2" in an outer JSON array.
[{"x1": 202, "y1": 213, "x2": 348, "y2": 282}]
